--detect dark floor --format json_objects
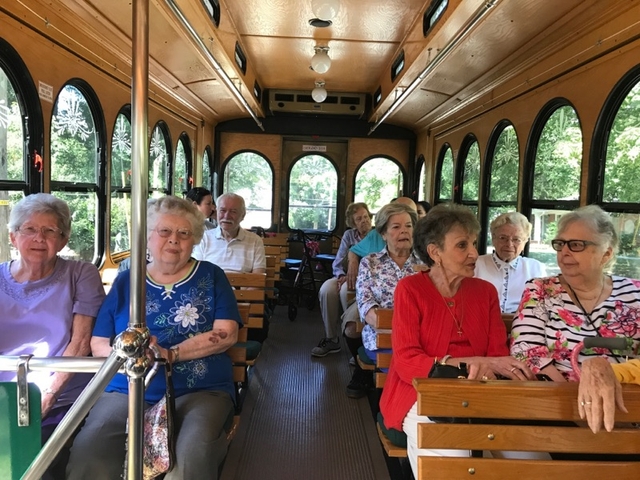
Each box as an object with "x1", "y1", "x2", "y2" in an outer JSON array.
[{"x1": 220, "y1": 304, "x2": 390, "y2": 480}]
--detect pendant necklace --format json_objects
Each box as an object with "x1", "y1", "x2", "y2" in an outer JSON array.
[{"x1": 442, "y1": 296, "x2": 464, "y2": 336}]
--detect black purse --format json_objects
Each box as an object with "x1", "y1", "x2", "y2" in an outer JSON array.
[{"x1": 427, "y1": 361, "x2": 469, "y2": 423}]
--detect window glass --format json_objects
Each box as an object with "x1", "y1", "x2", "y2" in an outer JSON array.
[
  {"x1": 0, "y1": 190, "x2": 25, "y2": 262},
  {"x1": 533, "y1": 105, "x2": 582, "y2": 201},
  {"x1": 288, "y1": 155, "x2": 337, "y2": 231},
  {"x1": 437, "y1": 147, "x2": 454, "y2": 201},
  {"x1": 173, "y1": 137, "x2": 188, "y2": 196},
  {"x1": 202, "y1": 148, "x2": 212, "y2": 190},
  {"x1": 51, "y1": 85, "x2": 97, "y2": 184},
  {"x1": 0, "y1": 72, "x2": 24, "y2": 182},
  {"x1": 50, "y1": 84, "x2": 99, "y2": 262},
  {"x1": 149, "y1": 123, "x2": 169, "y2": 197},
  {"x1": 609, "y1": 212, "x2": 640, "y2": 279},
  {"x1": 418, "y1": 162, "x2": 426, "y2": 201},
  {"x1": 489, "y1": 125, "x2": 519, "y2": 202},
  {"x1": 461, "y1": 140, "x2": 480, "y2": 202},
  {"x1": 527, "y1": 207, "x2": 574, "y2": 277},
  {"x1": 223, "y1": 152, "x2": 273, "y2": 228},
  {"x1": 110, "y1": 113, "x2": 131, "y2": 254},
  {"x1": 354, "y1": 157, "x2": 403, "y2": 213},
  {"x1": 603, "y1": 81, "x2": 640, "y2": 203}
]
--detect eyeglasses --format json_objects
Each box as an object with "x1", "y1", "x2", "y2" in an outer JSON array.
[
  {"x1": 154, "y1": 227, "x2": 193, "y2": 240},
  {"x1": 551, "y1": 239, "x2": 598, "y2": 252},
  {"x1": 496, "y1": 235, "x2": 524, "y2": 245},
  {"x1": 18, "y1": 226, "x2": 64, "y2": 239}
]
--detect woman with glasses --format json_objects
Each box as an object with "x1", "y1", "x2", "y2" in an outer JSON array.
[
  {"x1": 0, "y1": 193, "x2": 105, "y2": 479},
  {"x1": 68, "y1": 196, "x2": 242, "y2": 480},
  {"x1": 510, "y1": 205, "x2": 640, "y2": 382},
  {"x1": 475, "y1": 212, "x2": 546, "y2": 313}
]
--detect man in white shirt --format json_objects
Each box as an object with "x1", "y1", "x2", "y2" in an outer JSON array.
[
  {"x1": 475, "y1": 212, "x2": 546, "y2": 313},
  {"x1": 192, "y1": 193, "x2": 266, "y2": 274}
]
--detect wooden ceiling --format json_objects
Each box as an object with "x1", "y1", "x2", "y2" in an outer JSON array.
[{"x1": 9, "y1": 0, "x2": 640, "y2": 131}]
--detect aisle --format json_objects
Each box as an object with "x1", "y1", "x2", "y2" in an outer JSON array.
[{"x1": 221, "y1": 306, "x2": 390, "y2": 480}]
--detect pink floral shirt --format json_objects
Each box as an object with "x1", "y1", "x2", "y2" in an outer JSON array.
[{"x1": 510, "y1": 275, "x2": 640, "y2": 381}]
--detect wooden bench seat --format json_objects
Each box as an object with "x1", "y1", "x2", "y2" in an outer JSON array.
[
  {"x1": 225, "y1": 273, "x2": 267, "y2": 329},
  {"x1": 414, "y1": 378, "x2": 640, "y2": 480}
]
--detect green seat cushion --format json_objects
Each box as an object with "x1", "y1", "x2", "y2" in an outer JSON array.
[
  {"x1": 377, "y1": 412, "x2": 407, "y2": 448},
  {"x1": 357, "y1": 346, "x2": 375, "y2": 365},
  {"x1": 236, "y1": 340, "x2": 262, "y2": 360}
]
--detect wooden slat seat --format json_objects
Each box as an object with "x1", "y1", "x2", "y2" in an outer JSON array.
[
  {"x1": 413, "y1": 379, "x2": 640, "y2": 480},
  {"x1": 225, "y1": 273, "x2": 267, "y2": 329}
]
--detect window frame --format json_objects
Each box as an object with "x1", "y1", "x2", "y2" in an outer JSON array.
[
  {"x1": 109, "y1": 105, "x2": 133, "y2": 258},
  {"x1": 454, "y1": 133, "x2": 481, "y2": 211},
  {"x1": 148, "y1": 120, "x2": 172, "y2": 197},
  {"x1": 353, "y1": 154, "x2": 406, "y2": 214},
  {"x1": 172, "y1": 132, "x2": 193, "y2": 197},
  {"x1": 434, "y1": 143, "x2": 454, "y2": 205}
]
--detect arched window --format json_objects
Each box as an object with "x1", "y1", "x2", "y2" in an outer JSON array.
[
  {"x1": 173, "y1": 133, "x2": 192, "y2": 196},
  {"x1": 202, "y1": 146, "x2": 213, "y2": 191},
  {"x1": 110, "y1": 108, "x2": 131, "y2": 255},
  {"x1": 457, "y1": 135, "x2": 481, "y2": 215},
  {"x1": 524, "y1": 102, "x2": 582, "y2": 275},
  {"x1": 288, "y1": 155, "x2": 337, "y2": 231},
  {"x1": 149, "y1": 121, "x2": 171, "y2": 198},
  {"x1": 0, "y1": 39, "x2": 41, "y2": 263},
  {"x1": 591, "y1": 66, "x2": 640, "y2": 278},
  {"x1": 50, "y1": 82, "x2": 105, "y2": 264},
  {"x1": 435, "y1": 145, "x2": 454, "y2": 204},
  {"x1": 417, "y1": 160, "x2": 426, "y2": 201},
  {"x1": 354, "y1": 156, "x2": 404, "y2": 212},
  {"x1": 483, "y1": 122, "x2": 520, "y2": 252},
  {"x1": 222, "y1": 151, "x2": 274, "y2": 229}
]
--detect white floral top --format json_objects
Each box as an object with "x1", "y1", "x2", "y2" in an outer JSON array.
[
  {"x1": 356, "y1": 248, "x2": 421, "y2": 351},
  {"x1": 510, "y1": 275, "x2": 640, "y2": 381}
]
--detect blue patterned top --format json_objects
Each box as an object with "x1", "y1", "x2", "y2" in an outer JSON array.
[{"x1": 93, "y1": 260, "x2": 242, "y2": 403}]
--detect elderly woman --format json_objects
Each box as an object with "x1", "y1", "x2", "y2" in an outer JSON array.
[
  {"x1": 378, "y1": 203, "x2": 534, "y2": 477},
  {"x1": 578, "y1": 357, "x2": 639, "y2": 433},
  {"x1": 67, "y1": 196, "x2": 241, "y2": 480},
  {"x1": 475, "y1": 212, "x2": 546, "y2": 313},
  {"x1": 510, "y1": 205, "x2": 640, "y2": 382},
  {"x1": 0, "y1": 193, "x2": 105, "y2": 478},
  {"x1": 186, "y1": 186, "x2": 216, "y2": 230},
  {"x1": 346, "y1": 202, "x2": 421, "y2": 398},
  {"x1": 312, "y1": 202, "x2": 372, "y2": 357}
]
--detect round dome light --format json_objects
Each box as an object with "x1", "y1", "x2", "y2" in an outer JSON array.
[
  {"x1": 311, "y1": 50, "x2": 331, "y2": 74},
  {"x1": 312, "y1": 85, "x2": 328, "y2": 103},
  {"x1": 311, "y1": 0, "x2": 340, "y2": 21}
]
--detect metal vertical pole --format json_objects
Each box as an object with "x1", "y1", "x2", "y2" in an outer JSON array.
[{"x1": 128, "y1": 0, "x2": 150, "y2": 478}]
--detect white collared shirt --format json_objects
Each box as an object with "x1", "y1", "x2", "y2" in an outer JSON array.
[
  {"x1": 192, "y1": 226, "x2": 266, "y2": 273},
  {"x1": 474, "y1": 252, "x2": 547, "y2": 313}
]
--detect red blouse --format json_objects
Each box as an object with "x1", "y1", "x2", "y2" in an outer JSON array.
[{"x1": 379, "y1": 271, "x2": 509, "y2": 430}]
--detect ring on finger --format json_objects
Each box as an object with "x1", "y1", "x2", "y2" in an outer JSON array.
[
  {"x1": 481, "y1": 375, "x2": 489, "y2": 380},
  {"x1": 580, "y1": 401, "x2": 592, "y2": 406},
  {"x1": 510, "y1": 367, "x2": 517, "y2": 373}
]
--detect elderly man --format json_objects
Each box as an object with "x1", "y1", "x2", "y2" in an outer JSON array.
[
  {"x1": 192, "y1": 192, "x2": 266, "y2": 274},
  {"x1": 474, "y1": 212, "x2": 546, "y2": 313}
]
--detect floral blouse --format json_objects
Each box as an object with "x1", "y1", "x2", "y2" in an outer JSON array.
[
  {"x1": 510, "y1": 275, "x2": 640, "y2": 381},
  {"x1": 356, "y1": 248, "x2": 421, "y2": 351}
]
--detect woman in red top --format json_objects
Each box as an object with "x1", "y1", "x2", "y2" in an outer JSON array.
[{"x1": 379, "y1": 203, "x2": 534, "y2": 476}]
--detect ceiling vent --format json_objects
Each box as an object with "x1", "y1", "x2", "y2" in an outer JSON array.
[{"x1": 268, "y1": 89, "x2": 366, "y2": 117}]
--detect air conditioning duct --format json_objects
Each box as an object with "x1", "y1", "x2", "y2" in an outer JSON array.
[{"x1": 268, "y1": 89, "x2": 366, "y2": 117}]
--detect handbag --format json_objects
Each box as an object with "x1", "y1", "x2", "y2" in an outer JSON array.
[
  {"x1": 427, "y1": 361, "x2": 469, "y2": 424},
  {"x1": 142, "y1": 359, "x2": 176, "y2": 480}
]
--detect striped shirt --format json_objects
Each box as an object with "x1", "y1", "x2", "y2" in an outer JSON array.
[{"x1": 510, "y1": 275, "x2": 640, "y2": 381}]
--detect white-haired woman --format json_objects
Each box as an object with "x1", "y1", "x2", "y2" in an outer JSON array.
[
  {"x1": 511, "y1": 205, "x2": 640, "y2": 382},
  {"x1": 475, "y1": 212, "x2": 546, "y2": 313}
]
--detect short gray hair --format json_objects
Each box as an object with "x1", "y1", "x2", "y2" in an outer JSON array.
[
  {"x1": 147, "y1": 196, "x2": 205, "y2": 243},
  {"x1": 9, "y1": 193, "x2": 72, "y2": 237},
  {"x1": 557, "y1": 205, "x2": 618, "y2": 252},
  {"x1": 413, "y1": 203, "x2": 480, "y2": 266},
  {"x1": 375, "y1": 203, "x2": 418, "y2": 236},
  {"x1": 217, "y1": 192, "x2": 246, "y2": 218},
  {"x1": 345, "y1": 202, "x2": 371, "y2": 229},
  {"x1": 490, "y1": 212, "x2": 532, "y2": 238}
]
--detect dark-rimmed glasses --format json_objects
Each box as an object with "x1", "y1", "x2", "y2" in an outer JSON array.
[
  {"x1": 154, "y1": 227, "x2": 193, "y2": 240},
  {"x1": 18, "y1": 225, "x2": 64, "y2": 239},
  {"x1": 550, "y1": 239, "x2": 598, "y2": 252}
]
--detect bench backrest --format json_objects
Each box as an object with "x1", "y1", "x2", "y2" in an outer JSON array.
[
  {"x1": 501, "y1": 312, "x2": 514, "y2": 334},
  {"x1": 413, "y1": 378, "x2": 640, "y2": 479},
  {"x1": 225, "y1": 273, "x2": 267, "y2": 329},
  {"x1": 374, "y1": 308, "x2": 394, "y2": 388}
]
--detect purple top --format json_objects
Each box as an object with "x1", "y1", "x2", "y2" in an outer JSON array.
[
  {"x1": 332, "y1": 228, "x2": 367, "y2": 277},
  {"x1": 0, "y1": 258, "x2": 105, "y2": 406}
]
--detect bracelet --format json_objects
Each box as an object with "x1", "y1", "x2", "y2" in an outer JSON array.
[
  {"x1": 170, "y1": 345, "x2": 180, "y2": 363},
  {"x1": 42, "y1": 387, "x2": 59, "y2": 399},
  {"x1": 439, "y1": 355, "x2": 452, "y2": 366}
]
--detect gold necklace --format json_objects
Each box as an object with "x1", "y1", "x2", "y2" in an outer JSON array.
[{"x1": 441, "y1": 295, "x2": 464, "y2": 336}]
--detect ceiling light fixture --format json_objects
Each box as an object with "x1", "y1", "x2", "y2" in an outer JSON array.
[
  {"x1": 311, "y1": 0, "x2": 340, "y2": 21},
  {"x1": 311, "y1": 46, "x2": 331, "y2": 74},
  {"x1": 312, "y1": 81, "x2": 327, "y2": 103}
]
